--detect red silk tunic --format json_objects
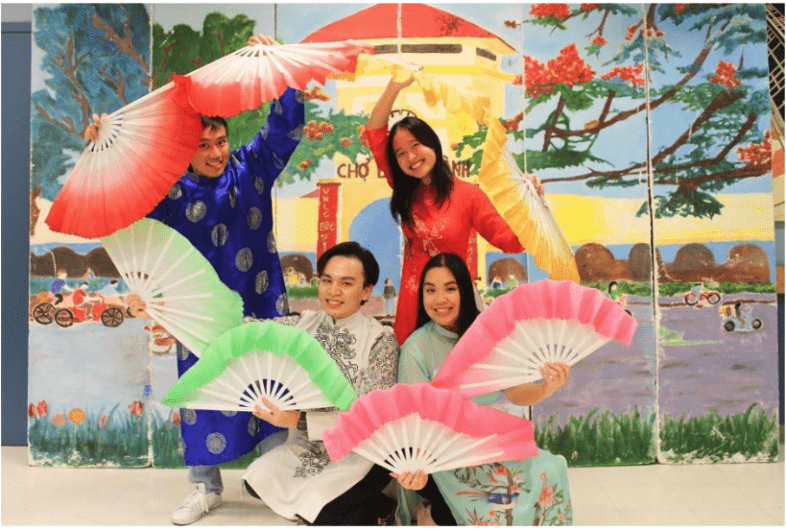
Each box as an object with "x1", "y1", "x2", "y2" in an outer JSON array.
[{"x1": 367, "y1": 126, "x2": 524, "y2": 345}]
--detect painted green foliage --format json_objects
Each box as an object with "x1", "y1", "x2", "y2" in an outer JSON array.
[
  {"x1": 152, "y1": 12, "x2": 371, "y2": 187},
  {"x1": 457, "y1": 3, "x2": 770, "y2": 220}
]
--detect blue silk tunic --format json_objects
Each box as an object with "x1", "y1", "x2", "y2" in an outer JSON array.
[{"x1": 148, "y1": 88, "x2": 305, "y2": 466}]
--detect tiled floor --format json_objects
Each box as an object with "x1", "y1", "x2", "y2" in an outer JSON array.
[{"x1": 2, "y1": 445, "x2": 783, "y2": 526}]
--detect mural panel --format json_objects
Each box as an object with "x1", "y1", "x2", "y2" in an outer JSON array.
[
  {"x1": 29, "y1": 4, "x2": 152, "y2": 466},
  {"x1": 28, "y1": 3, "x2": 779, "y2": 473},
  {"x1": 646, "y1": 4, "x2": 778, "y2": 464}
]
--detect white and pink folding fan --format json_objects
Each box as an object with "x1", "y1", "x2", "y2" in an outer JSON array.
[
  {"x1": 45, "y1": 82, "x2": 203, "y2": 239},
  {"x1": 432, "y1": 280, "x2": 638, "y2": 397},
  {"x1": 322, "y1": 383, "x2": 539, "y2": 475},
  {"x1": 177, "y1": 40, "x2": 372, "y2": 117}
]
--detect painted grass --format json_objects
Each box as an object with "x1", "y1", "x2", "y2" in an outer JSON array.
[
  {"x1": 28, "y1": 404, "x2": 149, "y2": 467},
  {"x1": 536, "y1": 404, "x2": 779, "y2": 467},
  {"x1": 659, "y1": 403, "x2": 779, "y2": 463},
  {"x1": 534, "y1": 408, "x2": 656, "y2": 467},
  {"x1": 150, "y1": 408, "x2": 266, "y2": 469},
  {"x1": 286, "y1": 285, "x2": 318, "y2": 298}
]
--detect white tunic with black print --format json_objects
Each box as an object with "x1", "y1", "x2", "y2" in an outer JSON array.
[{"x1": 242, "y1": 309, "x2": 399, "y2": 522}]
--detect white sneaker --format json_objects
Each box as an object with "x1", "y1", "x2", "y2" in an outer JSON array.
[{"x1": 171, "y1": 483, "x2": 222, "y2": 525}]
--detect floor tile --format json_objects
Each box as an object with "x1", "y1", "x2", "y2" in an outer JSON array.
[
  {"x1": 621, "y1": 508, "x2": 705, "y2": 525},
  {"x1": 4, "y1": 445, "x2": 785, "y2": 526},
  {"x1": 692, "y1": 508, "x2": 782, "y2": 526}
]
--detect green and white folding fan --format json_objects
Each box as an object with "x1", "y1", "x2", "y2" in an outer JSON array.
[
  {"x1": 99, "y1": 218, "x2": 243, "y2": 357},
  {"x1": 161, "y1": 321, "x2": 359, "y2": 413}
]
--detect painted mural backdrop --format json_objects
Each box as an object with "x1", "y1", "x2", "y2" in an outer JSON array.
[{"x1": 29, "y1": 3, "x2": 778, "y2": 471}]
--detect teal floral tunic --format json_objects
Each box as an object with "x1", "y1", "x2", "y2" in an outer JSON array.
[{"x1": 397, "y1": 321, "x2": 573, "y2": 526}]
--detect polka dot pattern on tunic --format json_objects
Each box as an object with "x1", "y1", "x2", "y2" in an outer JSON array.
[
  {"x1": 211, "y1": 223, "x2": 228, "y2": 246},
  {"x1": 236, "y1": 247, "x2": 253, "y2": 272},
  {"x1": 182, "y1": 408, "x2": 197, "y2": 425},
  {"x1": 247, "y1": 207, "x2": 263, "y2": 230},
  {"x1": 276, "y1": 293, "x2": 289, "y2": 316},
  {"x1": 168, "y1": 183, "x2": 182, "y2": 200},
  {"x1": 228, "y1": 185, "x2": 237, "y2": 208},
  {"x1": 221, "y1": 409, "x2": 238, "y2": 417},
  {"x1": 267, "y1": 232, "x2": 277, "y2": 254},
  {"x1": 255, "y1": 270, "x2": 269, "y2": 294},
  {"x1": 254, "y1": 176, "x2": 265, "y2": 195},
  {"x1": 186, "y1": 201, "x2": 207, "y2": 223},
  {"x1": 206, "y1": 432, "x2": 227, "y2": 454},
  {"x1": 247, "y1": 417, "x2": 259, "y2": 436}
]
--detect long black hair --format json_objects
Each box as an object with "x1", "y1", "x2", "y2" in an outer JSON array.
[
  {"x1": 386, "y1": 116, "x2": 454, "y2": 226},
  {"x1": 415, "y1": 253, "x2": 479, "y2": 337}
]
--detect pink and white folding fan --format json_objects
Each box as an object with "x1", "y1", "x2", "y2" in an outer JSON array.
[
  {"x1": 432, "y1": 280, "x2": 638, "y2": 397},
  {"x1": 177, "y1": 40, "x2": 372, "y2": 117},
  {"x1": 45, "y1": 82, "x2": 203, "y2": 239},
  {"x1": 322, "y1": 383, "x2": 539, "y2": 475}
]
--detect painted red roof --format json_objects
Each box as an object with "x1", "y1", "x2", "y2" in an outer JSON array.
[{"x1": 302, "y1": 3, "x2": 504, "y2": 43}]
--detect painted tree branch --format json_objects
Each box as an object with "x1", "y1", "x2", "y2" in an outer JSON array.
[
  {"x1": 543, "y1": 95, "x2": 566, "y2": 151},
  {"x1": 97, "y1": 64, "x2": 128, "y2": 105},
  {"x1": 90, "y1": 9, "x2": 149, "y2": 75},
  {"x1": 651, "y1": 89, "x2": 746, "y2": 166},
  {"x1": 34, "y1": 103, "x2": 80, "y2": 137},
  {"x1": 151, "y1": 42, "x2": 176, "y2": 85},
  {"x1": 52, "y1": 35, "x2": 91, "y2": 131},
  {"x1": 552, "y1": 17, "x2": 733, "y2": 139}
]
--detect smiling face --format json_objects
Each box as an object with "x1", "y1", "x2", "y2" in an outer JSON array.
[
  {"x1": 422, "y1": 266, "x2": 461, "y2": 332},
  {"x1": 392, "y1": 127, "x2": 437, "y2": 181},
  {"x1": 318, "y1": 255, "x2": 372, "y2": 322},
  {"x1": 190, "y1": 125, "x2": 229, "y2": 178}
]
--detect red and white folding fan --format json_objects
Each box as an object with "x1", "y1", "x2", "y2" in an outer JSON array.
[
  {"x1": 322, "y1": 383, "x2": 539, "y2": 474},
  {"x1": 432, "y1": 280, "x2": 638, "y2": 397},
  {"x1": 100, "y1": 218, "x2": 244, "y2": 358},
  {"x1": 45, "y1": 82, "x2": 203, "y2": 239},
  {"x1": 177, "y1": 40, "x2": 372, "y2": 117}
]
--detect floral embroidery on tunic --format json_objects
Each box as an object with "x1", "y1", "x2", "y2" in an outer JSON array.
[
  {"x1": 293, "y1": 444, "x2": 331, "y2": 478},
  {"x1": 314, "y1": 323, "x2": 359, "y2": 384}
]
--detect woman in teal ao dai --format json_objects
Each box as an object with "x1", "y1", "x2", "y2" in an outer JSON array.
[{"x1": 395, "y1": 253, "x2": 573, "y2": 526}]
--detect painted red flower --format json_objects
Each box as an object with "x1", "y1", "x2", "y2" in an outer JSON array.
[
  {"x1": 675, "y1": 4, "x2": 690, "y2": 16},
  {"x1": 581, "y1": 3, "x2": 601, "y2": 10},
  {"x1": 592, "y1": 36, "x2": 607, "y2": 46},
  {"x1": 493, "y1": 464, "x2": 508, "y2": 476},
  {"x1": 602, "y1": 63, "x2": 645, "y2": 87},
  {"x1": 99, "y1": 413, "x2": 109, "y2": 429},
  {"x1": 172, "y1": 411, "x2": 181, "y2": 426},
  {"x1": 524, "y1": 43, "x2": 596, "y2": 98},
  {"x1": 709, "y1": 60, "x2": 741, "y2": 89},
  {"x1": 27, "y1": 404, "x2": 36, "y2": 418},
  {"x1": 540, "y1": 471, "x2": 548, "y2": 481},
  {"x1": 530, "y1": 3, "x2": 571, "y2": 21},
  {"x1": 37, "y1": 400, "x2": 48, "y2": 417},
  {"x1": 51, "y1": 413, "x2": 65, "y2": 427},
  {"x1": 736, "y1": 130, "x2": 772, "y2": 168},
  {"x1": 129, "y1": 401, "x2": 144, "y2": 417}
]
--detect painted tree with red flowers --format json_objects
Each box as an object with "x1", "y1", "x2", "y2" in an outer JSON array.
[{"x1": 459, "y1": 3, "x2": 770, "y2": 219}]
